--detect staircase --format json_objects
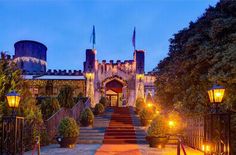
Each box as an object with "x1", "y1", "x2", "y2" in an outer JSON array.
[
  {"x1": 130, "y1": 107, "x2": 148, "y2": 144},
  {"x1": 103, "y1": 107, "x2": 137, "y2": 144},
  {"x1": 77, "y1": 108, "x2": 113, "y2": 144}
]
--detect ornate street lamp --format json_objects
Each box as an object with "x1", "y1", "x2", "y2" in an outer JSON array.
[
  {"x1": 207, "y1": 84, "x2": 225, "y2": 104},
  {"x1": 204, "y1": 84, "x2": 230, "y2": 155},
  {"x1": 6, "y1": 91, "x2": 21, "y2": 115},
  {"x1": 1, "y1": 91, "x2": 24, "y2": 155}
]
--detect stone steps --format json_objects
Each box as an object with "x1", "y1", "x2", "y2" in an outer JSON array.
[
  {"x1": 129, "y1": 107, "x2": 148, "y2": 144},
  {"x1": 77, "y1": 108, "x2": 113, "y2": 144},
  {"x1": 103, "y1": 107, "x2": 138, "y2": 144}
]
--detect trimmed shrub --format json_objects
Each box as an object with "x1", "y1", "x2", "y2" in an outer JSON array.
[
  {"x1": 135, "y1": 97, "x2": 145, "y2": 114},
  {"x1": 147, "y1": 115, "x2": 167, "y2": 137},
  {"x1": 167, "y1": 111, "x2": 184, "y2": 134},
  {"x1": 74, "y1": 92, "x2": 87, "y2": 104},
  {"x1": 139, "y1": 108, "x2": 154, "y2": 126},
  {"x1": 80, "y1": 108, "x2": 94, "y2": 126},
  {"x1": 58, "y1": 85, "x2": 75, "y2": 108},
  {"x1": 99, "y1": 96, "x2": 108, "y2": 107},
  {"x1": 94, "y1": 103, "x2": 105, "y2": 115},
  {"x1": 58, "y1": 117, "x2": 79, "y2": 138}
]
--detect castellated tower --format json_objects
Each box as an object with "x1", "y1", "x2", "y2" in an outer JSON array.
[
  {"x1": 84, "y1": 48, "x2": 145, "y2": 107},
  {"x1": 134, "y1": 50, "x2": 145, "y2": 99},
  {"x1": 84, "y1": 49, "x2": 96, "y2": 107},
  {"x1": 14, "y1": 40, "x2": 47, "y2": 73}
]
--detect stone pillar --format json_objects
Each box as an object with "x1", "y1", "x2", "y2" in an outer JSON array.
[
  {"x1": 134, "y1": 50, "x2": 145, "y2": 101},
  {"x1": 84, "y1": 49, "x2": 96, "y2": 107}
]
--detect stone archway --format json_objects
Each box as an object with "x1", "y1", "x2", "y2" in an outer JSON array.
[{"x1": 102, "y1": 76, "x2": 128, "y2": 107}]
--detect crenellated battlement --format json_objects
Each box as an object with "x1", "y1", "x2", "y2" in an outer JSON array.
[
  {"x1": 96, "y1": 59, "x2": 135, "y2": 75},
  {"x1": 23, "y1": 69, "x2": 83, "y2": 76}
]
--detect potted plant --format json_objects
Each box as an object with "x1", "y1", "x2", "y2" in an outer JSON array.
[
  {"x1": 146, "y1": 115, "x2": 168, "y2": 148},
  {"x1": 94, "y1": 103, "x2": 105, "y2": 115},
  {"x1": 139, "y1": 108, "x2": 154, "y2": 126},
  {"x1": 99, "y1": 96, "x2": 108, "y2": 107},
  {"x1": 80, "y1": 108, "x2": 94, "y2": 126},
  {"x1": 57, "y1": 117, "x2": 79, "y2": 148},
  {"x1": 135, "y1": 97, "x2": 145, "y2": 114}
]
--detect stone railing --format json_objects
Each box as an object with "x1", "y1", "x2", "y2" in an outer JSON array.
[{"x1": 45, "y1": 98, "x2": 91, "y2": 140}]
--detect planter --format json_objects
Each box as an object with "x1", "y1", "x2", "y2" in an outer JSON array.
[
  {"x1": 93, "y1": 111, "x2": 104, "y2": 116},
  {"x1": 135, "y1": 108, "x2": 140, "y2": 114},
  {"x1": 57, "y1": 137, "x2": 78, "y2": 148},
  {"x1": 140, "y1": 119, "x2": 151, "y2": 126},
  {"x1": 146, "y1": 136, "x2": 168, "y2": 148},
  {"x1": 80, "y1": 119, "x2": 93, "y2": 127}
]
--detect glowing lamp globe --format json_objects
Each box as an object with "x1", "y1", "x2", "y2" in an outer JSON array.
[
  {"x1": 147, "y1": 103, "x2": 153, "y2": 108},
  {"x1": 207, "y1": 84, "x2": 225, "y2": 103},
  {"x1": 168, "y1": 120, "x2": 175, "y2": 128},
  {"x1": 6, "y1": 91, "x2": 21, "y2": 109}
]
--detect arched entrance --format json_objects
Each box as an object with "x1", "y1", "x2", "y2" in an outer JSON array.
[{"x1": 105, "y1": 79, "x2": 124, "y2": 107}]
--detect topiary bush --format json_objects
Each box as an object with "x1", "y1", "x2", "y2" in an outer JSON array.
[
  {"x1": 58, "y1": 117, "x2": 79, "y2": 138},
  {"x1": 147, "y1": 115, "x2": 167, "y2": 137},
  {"x1": 99, "y1": 96, "x2": 108, "y2": 107},
  {"x1": 167, "y1": 111, "x2": 184, "y2": 134},
  {"x1": 58, "y1": 85, "x2": 75, "y2": 108},
  {"x1": 94, "y1": 103, "x2": 105, "y2": 115},
  {"x1": 146, "y1": 115, "x2": 168, "y2": 148},
  {"x1": 135, "y1": 97, "x2": 145, "y2": 114},
  {"x1": 80, "y1": 108, "x2": 94, "y2": 126},
  {"x1": 139, "y1": 108, "x2": 154, "y2": 126},
  {"x1": 74, "y1": 92, "x2": 87, "y2": 104}
]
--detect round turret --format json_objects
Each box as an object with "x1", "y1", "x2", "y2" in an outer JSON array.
[{"x1": 14, "y1": 40, "x2": 47, "y2": 73}]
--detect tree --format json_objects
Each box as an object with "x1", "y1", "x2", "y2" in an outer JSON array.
[
  {"x1": 0, "y1": 52, "x2": 46, "y2": 149},
  {"x1": 58, "y1": 85, "x2": 75, "y2": 108},
  {"x1": 153, "y1": 1, "x2": 236, "y2": 153},
  {"x1": 0, "y1": 52, "x2": 23, "y2": 116},
  {"x1": 154, "y1": 0, "x2": 236, "y2": 114}
]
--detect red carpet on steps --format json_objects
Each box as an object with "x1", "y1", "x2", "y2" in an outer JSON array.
[{"x1": 103, "y1": 107, "x2": 137, "y2": 144}]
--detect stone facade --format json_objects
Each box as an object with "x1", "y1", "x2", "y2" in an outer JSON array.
[
  {"x1": 84, "y1": 49, "x2": 155, "y2": 107},
  {"x1": 24, "y1": 71, "x2": 85, "y2": 97},
  {"x1": 4, "y1": 40, "x2": 155, "y2": 107}
]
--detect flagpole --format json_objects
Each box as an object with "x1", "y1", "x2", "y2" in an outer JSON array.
[
  {"x1": 91, "y1": 25, "x2": 96, "y2": 50},
  {"x1": 132, "y1": 27, "x2": 136, "y2": 51}
]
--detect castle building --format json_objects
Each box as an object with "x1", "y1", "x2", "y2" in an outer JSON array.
[{"x1": 12, "y1": 40, "x2": 155, "y2": 107}]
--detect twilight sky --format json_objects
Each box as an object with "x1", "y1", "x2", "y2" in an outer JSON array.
[{"x1": 0, "y1": 0, "x2": 218, "y2": 72}]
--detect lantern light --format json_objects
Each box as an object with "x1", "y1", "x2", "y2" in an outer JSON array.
[
  {"x1": 147, "y1": 103, "x2": 153, "y2": 108},
  {"x1": 202, "y1": 143, "x2": 211, "y2": 153},
  {"x1": 207, "y1": 84, "x2": 225, "y2": 103},
  {"x1": 155, "y1": 110, "x2": 160, "y2": 115},
  {"x1": 6, "y1": 91, "x2": 21, "y2": 109},
  {"x1": 168, "y1": 120, "x2": 175, "y2": 128}
]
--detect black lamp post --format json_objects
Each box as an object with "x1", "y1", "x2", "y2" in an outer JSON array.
[
  {"x1": 203, "y1": 84, "x2": 230, "y2": 155},
  {"x1": 1, "y1": 91, "x2": 24, "y2": 155}
]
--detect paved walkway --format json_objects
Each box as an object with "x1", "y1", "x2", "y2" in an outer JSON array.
[
  {"x1": 96, "y1": 144, "x2": 141, "y2": 155},
  {"x1": 24, "y1": 144, "x2": 101, "y2": 155},
  {"x1": 139, "y1": 144, "x2": 203, "y2": 155},
  {"x1": 25, "y1": 143, "x2": 204, "y2": 155}
]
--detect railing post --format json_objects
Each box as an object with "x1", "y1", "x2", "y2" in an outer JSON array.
[
  {"x1": 37, "y1": 136, "x2": 40, "y2": 155},
  {"x1": 177, "y1": 139, "x2": 180, "y2": 155}
]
